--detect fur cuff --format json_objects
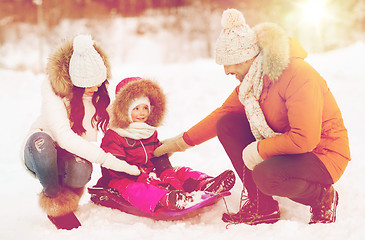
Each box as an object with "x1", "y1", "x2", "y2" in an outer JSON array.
[{"x1": 39, "y1": 187, "x2": 83, "y2": 217}]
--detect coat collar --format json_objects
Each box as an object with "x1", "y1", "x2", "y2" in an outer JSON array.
[{"x1": 253, "y1": 23, "x2": 307, "y2": 82}]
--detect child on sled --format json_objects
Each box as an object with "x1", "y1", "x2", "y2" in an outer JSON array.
[{"x1": 97, "y1": 77, "x2": 235, "y2": 214}]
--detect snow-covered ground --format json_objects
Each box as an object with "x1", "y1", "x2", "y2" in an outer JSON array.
[{"x1": 1, "y1": 30, "x2": 364, "y2": 239}]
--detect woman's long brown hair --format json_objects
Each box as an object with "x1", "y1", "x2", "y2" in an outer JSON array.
[{"x1": 69, "y1": 81, "x2": 110, "y2": 135}]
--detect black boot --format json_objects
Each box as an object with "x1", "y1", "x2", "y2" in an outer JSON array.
[
  {"x1": 222, "y1": 190, "x2": 280, "y2": 225},
  {"x1": 200, "y1": 170, "x2": 236, "y2": 194},
  {"x1": 309, "y1": 185, "x2": 339, "y2": 224}
]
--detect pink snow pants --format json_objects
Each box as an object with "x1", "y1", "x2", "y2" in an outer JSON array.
[{"x1": 108, "y1": 166, "x2": 210, "y2": 213}]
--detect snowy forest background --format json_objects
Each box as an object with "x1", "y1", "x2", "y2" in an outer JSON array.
[
  {"x1": 1, "y1": 0, "x2": 365, "y2": 239},
  {"x1": 1, "y1": 0, "x2": 365, "y2": 71}
]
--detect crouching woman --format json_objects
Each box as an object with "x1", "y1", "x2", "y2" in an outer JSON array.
[{"x1": 21, "y1": 35, "x2": 140, "y2": 230}]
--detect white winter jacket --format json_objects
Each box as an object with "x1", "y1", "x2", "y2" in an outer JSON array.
[{"x1": 22, "y1": 80, "x2": 109, "y2": 167}]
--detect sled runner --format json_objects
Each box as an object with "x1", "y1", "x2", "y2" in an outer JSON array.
[{"x1": 88, "y1": 186, "x2": 230, "y2": 221}]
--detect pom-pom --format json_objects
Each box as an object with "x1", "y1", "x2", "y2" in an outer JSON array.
[
  {"x1": 72, "y1": 34, "x2": 95, "y2": 54},
  {"x1": 221, "y1": 9, "x2": 246, "y2": 29}
]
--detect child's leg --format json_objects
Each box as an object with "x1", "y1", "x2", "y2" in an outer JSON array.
[
  {"x1": 175, "y1": 166, "x2": 211, "y2": 182},
  {"x1": 174, "y1": 167, "x2": 211, "y2": 192},
  {"x1": 175, "y1": 167, "x2": 236, "y2": 194},
  {"x1": 109, "y1": 179, "x2": 168, "y2": 214},
  {"x1": 159, "y1": 168, "x2": 184, "y2": 190},
  {"x1": 150, "y1": 154, "x2": 184, "y2": 190}
]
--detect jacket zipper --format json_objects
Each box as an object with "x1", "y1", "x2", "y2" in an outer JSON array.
[{"x1": 140, "y1": 140, "x2": 148, "y2": 164}]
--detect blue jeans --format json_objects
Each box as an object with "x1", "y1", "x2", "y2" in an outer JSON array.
[{"x1": 24, "y1": 132, "x2": 93, "y2": 197}]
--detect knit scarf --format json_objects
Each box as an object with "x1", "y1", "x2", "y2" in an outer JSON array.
[
  {"x1": 238, "y1": 53, "x2": 281, "y2": 140},
  {"x1": 110, "y1": 122, "x2": 156, "y2": 140}
]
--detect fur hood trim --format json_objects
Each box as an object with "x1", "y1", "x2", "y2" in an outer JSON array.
[
  {"x1": 46, "y1": 37, "x2": 111, "y2": 98},
  {"x1": 111, "y1": 79, "x2": 166, "y2": 129},
  {"x1": 253, "y1": 23, "x2": 290, "y2": 82}
]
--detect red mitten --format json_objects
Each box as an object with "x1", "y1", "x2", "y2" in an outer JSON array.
[{"x1": 136, "y1": 172, "x2": 150, "y2": 183}]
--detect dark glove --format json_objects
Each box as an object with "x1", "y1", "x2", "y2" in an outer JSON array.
[{"x1": 150, "y1": 154, "x2": 173, "y2": 176}]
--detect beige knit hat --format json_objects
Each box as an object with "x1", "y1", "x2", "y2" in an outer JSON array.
[
  {"x1": 69, "y1": 35, "x2": 107, "y2": 88},
  {"x1": 215, "y1": 9, "x2": 260, "y2": 65}
]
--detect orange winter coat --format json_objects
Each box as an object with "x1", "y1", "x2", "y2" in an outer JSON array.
[{"x1": 184, "y1": 24, "x2": 350, "y2": 183}]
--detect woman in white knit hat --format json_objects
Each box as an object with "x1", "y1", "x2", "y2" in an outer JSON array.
[
  {"x1": 154, "y1": 9, "x2": 350, "y2": 225},
  {"x1": 22, "y1": 35, "x2": 140, "y2": 230}
]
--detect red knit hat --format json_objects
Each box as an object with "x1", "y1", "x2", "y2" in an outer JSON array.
[{"x1": 115, "y1": 77, "x2": 142, "y2": 95}]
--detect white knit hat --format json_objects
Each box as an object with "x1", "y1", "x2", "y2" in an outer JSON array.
[
  {"x1": 215, "y1": 9, "x2": 260, "y2": 65},
  {"x1": 69, "y1": 35, "x2": 107, "y2": 88},
  {"x1": 128, "y1": 96, "x2": 151, "y2": 121}
]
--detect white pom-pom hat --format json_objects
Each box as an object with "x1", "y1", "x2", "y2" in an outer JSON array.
[
  {"x1": 69, "y1": 34, "x2": 107, "y2": 88},
  {"x1": 216, "y1": 9, "x2": 260, "y2": 65}
]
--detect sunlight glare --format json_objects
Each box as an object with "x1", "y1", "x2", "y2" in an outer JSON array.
[{"x1": 300, "y1": 0, "x2": 327, "y2": 26}]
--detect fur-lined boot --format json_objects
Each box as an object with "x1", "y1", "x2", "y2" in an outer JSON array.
[{"x1": 39, "y1": 187, "x2": 84, "y2": 230}]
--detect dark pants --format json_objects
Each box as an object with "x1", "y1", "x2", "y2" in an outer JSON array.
[{"x1": 216, "y1": 113, "x2": 333, "y2": 207}]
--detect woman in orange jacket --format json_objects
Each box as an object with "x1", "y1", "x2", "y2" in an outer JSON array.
[{"x1": 154, "y1": 9, "x2": 350, "y2": 225}]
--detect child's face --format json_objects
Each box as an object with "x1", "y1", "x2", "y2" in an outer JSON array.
[{"x1": 131, "y1": 104, "x2": 150, "y2": 123}]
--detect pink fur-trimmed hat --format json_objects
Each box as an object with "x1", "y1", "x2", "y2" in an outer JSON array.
[
  {"x1": 112, "y1": 77, "x2": 166, "y2": 128},
  {"x1": 215, "y1": 9, "x2": 260, "y2": 65},
  {"x1": 115, "y1": 77, "x2": 142, "y2": 95},
  {"x1": 115, "y1": 77, "x2": 151, "y2": 121}
]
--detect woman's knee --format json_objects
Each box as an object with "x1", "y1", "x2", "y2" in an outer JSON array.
[
  {"x1": 25, "y1": 132, "x2": 55, "y2": 159},
  {"x1": 26, "y1": 132, "x2": 55, "y2": 152},
  {"x1": 24, "y1": 132, "x2": 57, "y2": 174},
  {"x1": 63, "y1": 157, "x2": 93, "y2": 188}
]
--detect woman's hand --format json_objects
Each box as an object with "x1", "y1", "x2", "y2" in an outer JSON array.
[{"x1": 153, "y1": 134, "x2": 191, "y2": 157}]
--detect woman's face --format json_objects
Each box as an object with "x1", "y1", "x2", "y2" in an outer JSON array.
[
  {"x1": 84, "y1": 83, "x2": 102, "y2": 97},
  {"x1": 131, "y1": 104, "x2": 150, "y2": 123}
]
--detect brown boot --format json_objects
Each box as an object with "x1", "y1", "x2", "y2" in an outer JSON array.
[
  {"x1": 222, "y1": 190, "x2": 280, "y2": 225},
  {"x1": 39, "y1": 187, "x2": 83, "y2": 230},
  {"x1": 309, "y1": 185, "x2": 339, "y2": 224}
]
